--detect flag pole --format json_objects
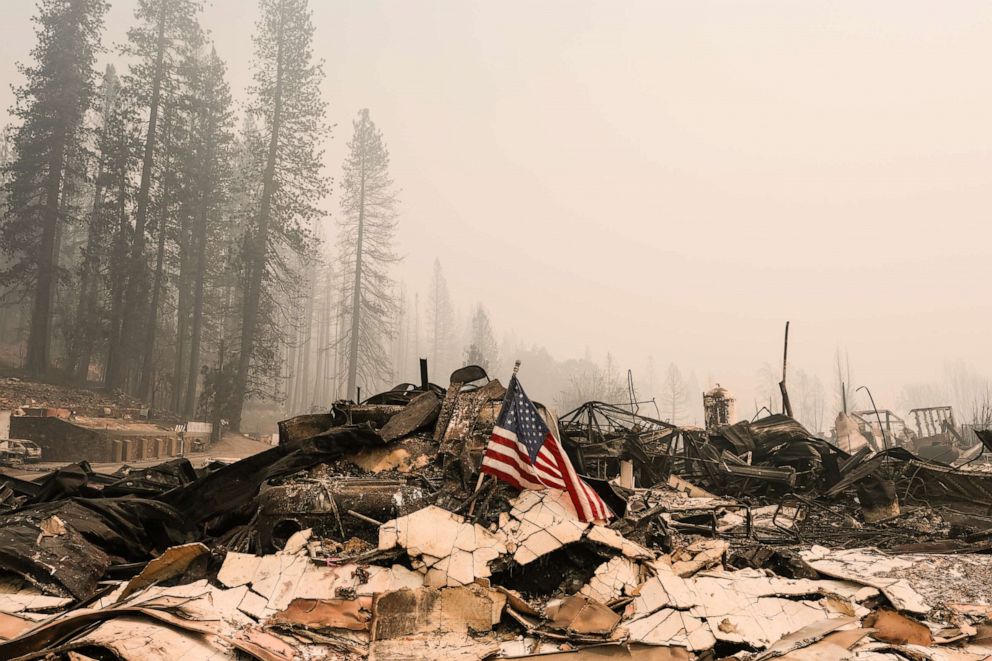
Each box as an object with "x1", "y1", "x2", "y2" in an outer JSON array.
[{"x1": 468, "y1": 359, "x2": 520, "y2": 516}]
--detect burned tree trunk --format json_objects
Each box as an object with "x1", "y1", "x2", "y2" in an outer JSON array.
[
  {"x1": 171, "y1": 208, "x2": 192, "y2": 413},
  {"x1": 111, "y1": 2, "x2": 168, "y2": 391},
  {"x1": 232, "y1": 4, "x2": 285, "y2": 431},
  {"x1": 183, "y1": 198, "x2": 209, "y2": 416},
  {"x1": 139, "y1": 205, "x2": 169, "y2": 403},
  {"x1": 24, "y1": 126, "x2": 67, "y2": 376}
]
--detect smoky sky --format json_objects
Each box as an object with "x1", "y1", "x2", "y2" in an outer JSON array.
[{"x1": 2, "y1": 1, "x2": 990, "y2": 417}]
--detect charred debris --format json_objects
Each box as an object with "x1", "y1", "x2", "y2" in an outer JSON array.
[{"x1": 2, "y1": 364, "x2": 992, "y2": 660}]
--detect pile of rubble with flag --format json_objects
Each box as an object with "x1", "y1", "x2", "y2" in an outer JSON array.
[{"x1": 3, "y1": 366, "x2": 992, "y2": 660}]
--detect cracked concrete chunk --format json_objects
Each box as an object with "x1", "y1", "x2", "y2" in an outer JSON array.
[
  {"x1": 4, "y1": 580, "x2": 280, "y2": 660},
  {"x1": 627, "y1": 566, "x2": 859, "y2": 650},
  {"x1": 503, "y1": 489, "x2": 653, "y2": 566},
  {"x1": 629, "y1": 564, "x2": 698, "y2": 612},
  {"x1": 504, "y1": 490, "x2": 588, "y2": 564},
  {"x1": 700, "y1": 595, "x2": 835, "y2": 649},
  {"x1": 801, "y1": 546, "x2": 930, "y2": 614},
  {"x1": 217, "y1": 550, "x2": 422, "y2": 620},
  {"x1": 116, "y1": 579, "x2": 253, "y2": 629},
  {"x1": 236, "y1": 588, "x2": 269, "y2": 621},
  {"x1": 754, "y1": 617, "x2": 863, "y2": 660},
  {"x1": 358, "y1": 564, "x2": 426, "y2": 595},
  {"x1": 378, "y1": 505, "x2": 506, "y2": 586},
  {"x1": 581, "y1": 557, "x2": 643, "y2": 604},
  {"x1": 625, "y1": 608, "x2": 716, "y2": 651},
  {"x1": 216, "y1": 552, "x2": 262, "y2": 588}
]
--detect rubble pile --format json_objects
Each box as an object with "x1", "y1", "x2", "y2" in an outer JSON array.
[{"x1": 2, "y1": 369, "x2": 992, "y2": 659}]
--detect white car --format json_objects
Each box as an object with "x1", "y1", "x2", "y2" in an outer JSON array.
[{"x1": 0, "y1": 439, "x2": 42, "y2": 463}]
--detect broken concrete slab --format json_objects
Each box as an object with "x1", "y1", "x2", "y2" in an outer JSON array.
[
  {"x1": 777, "y1": 628, "x2": 871, "y2": 660},
  {"x1": 378, "y1": 505, "x2": 507, "y2": 587},
  {"x1": 625, "y1": 565, "x2": 864, "y2": 651},
  {"x1": 801, "y1": 546, "x2": 930, "y2": 614},
  {"x1": 501, "y1": 489, "x2": 589, "y2": 564},
  {"x1": 217, "y1": 549, "x2": 422, "y2": 619},
  {"x1": 501, "y1": 489, "x2": 653, "y2": 566},
  {"x1": 581, "y1": 557, "x2": 644, "y2": 605},
  {"x1": 751, "y1": 617, "x2": 862, "y2": 659},
  {"x1": 623, "y1": 608, "x2": 715, "y2": 651}
]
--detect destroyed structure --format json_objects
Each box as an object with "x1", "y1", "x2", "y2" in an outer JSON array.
[
  {"x1": 703, "y1": 385, "x2": 735, "y2": 431},
  {"x1": 2, "y1": 366, "x2": 992, "y2": 660}
]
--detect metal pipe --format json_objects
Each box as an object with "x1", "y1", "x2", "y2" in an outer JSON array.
[
  {"x1": 856, "y1": 385, "x2": 889, "y2": 452},
  {"x1": 346, "y1": 509, "x2": 383, "y2": 526}
]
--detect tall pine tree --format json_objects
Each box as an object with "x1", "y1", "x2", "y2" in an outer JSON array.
[
  {"x1": 339, "y1": 108, "x2": 399, "y2": 400},
  {"x1": 465, "y1": 304, "x2": 498, "y2": 373},
  {"x1": 232, "y1": 0, "x2": 328, "y2": 430},
  {"x1": 427, "y1": 258, "x2": 455, "y2": 379},
  {"x1": 109, "y1": 0, "x2": 202, "y2": 391},
  {"x1": 0, "y1": 0, "x2": 108, "y2": 376},
  {"x1": 71, "y1": 64, "x2": 121, "y2": 382},
  {"x1": 99, "y1": 90, "x2": 142, "y2": 387},
  {"x1": 181, "y1": 47, "x2": 236, "y2": 416}
]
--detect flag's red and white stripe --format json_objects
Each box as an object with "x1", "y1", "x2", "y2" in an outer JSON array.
[{"x1": 481, "y1": 425, "x2": 611, "y2": 522}]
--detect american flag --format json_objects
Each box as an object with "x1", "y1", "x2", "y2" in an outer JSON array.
[{"x1": 481, "y1": 375, "x2": 611, "y2": 522}]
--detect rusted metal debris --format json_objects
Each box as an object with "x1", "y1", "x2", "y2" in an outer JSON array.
[{"x1": 2, "y1": 366, "x2": 992, "y2": 659}]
